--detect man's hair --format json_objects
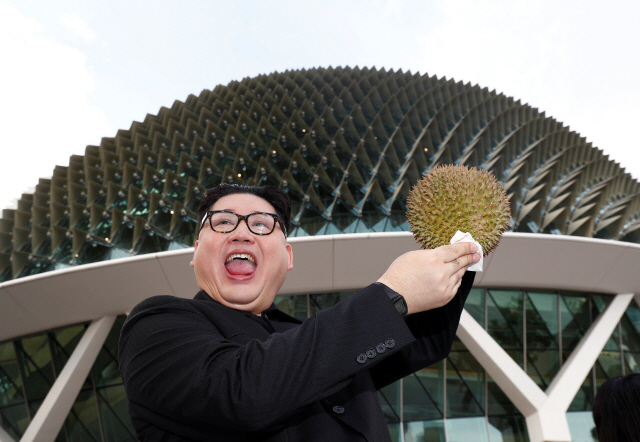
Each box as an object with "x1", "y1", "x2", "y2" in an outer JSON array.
[
  {"x1": 593, "y1": 373, "x2": 640, "y2": 442},
  {"x1": 197, "y1": 184, "x2": 292, "y2": 235}
]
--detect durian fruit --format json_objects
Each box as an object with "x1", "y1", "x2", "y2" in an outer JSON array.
[{"x1": 406, "y1": 164, "x2": 511, "y2": 256}]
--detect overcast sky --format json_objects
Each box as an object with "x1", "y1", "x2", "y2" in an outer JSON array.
[{"x1": 1, "y1": 0, "x2": 639, "y2": 211}]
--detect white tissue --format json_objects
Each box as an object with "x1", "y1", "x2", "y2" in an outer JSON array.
[{"x1": 450, "y1": 231, "x2": 483, "y2": 272}]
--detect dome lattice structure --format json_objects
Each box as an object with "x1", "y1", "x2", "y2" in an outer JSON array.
[{"x1": 2, "y1": 65, "x2": 640, "y2": 281}]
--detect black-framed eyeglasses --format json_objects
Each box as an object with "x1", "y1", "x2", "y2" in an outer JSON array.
[{"x1": 200, "y1": 210, "x2": 287, "y2": 237}]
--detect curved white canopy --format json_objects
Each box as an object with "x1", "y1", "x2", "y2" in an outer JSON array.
[{"x1": 1, "y1": 232, "x2": 639, "y2": 342}]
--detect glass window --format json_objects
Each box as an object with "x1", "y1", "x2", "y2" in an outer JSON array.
[
  {"x1": 487, "y1": 373, "x2": 520, "y2": 416},
  {"x1": 446, "y1": 353, "x2": 485, "y2": 418},
  {"x1": 57, "y1": 388, "x2": 101, "y2": 441},
  {"x1": 488, "y1": 415, "x2": 529, "y2": 442},
  {"x1": 309, "y1": 291, "x2": 353, "y2": 317},
  {"x1": 568, "y1": 375, "x2": 594, "y2": 412},
  {"x1": 626, "y1": 303, "x2": 640, "y2": 332},
  {"x1": 386, "y1": 422, "x2": 401, "y2": 442},
  {"x1": 624, "y1": 351, "x2": 640, "y2": 374},
  {"x1": 525, "y1": 293, "x2": 560, "y2": 387},
  {"x1": 404, "y1": 419, "x2": 446, "y2": 442},
  {"x1": 274, "y1": 295, "x2": 308, "y2": 321},
  {"x1": 488, "y1": 290, "x2": 524, "y2": 362},
  {"x1": 92, "y1": 317, "x2": 125, "y2": 388},
  {"x1": 596, "y1": 350, "x2": 623, "y2": 381},
  {"x1": 446, "y1": 416, "x2": 490, "y2": 442},
  {"x1": 403, "y1": 362, "x2": 444, "y2": 422},
  {"x1": 378, "y1": 381, "x2": 400, "y2": 424},
  {"x1": 465, "y1": 289, "x2": 485, "y2": 327},
  {"x1": 526, "y1": 292, "x2": 559, "y2": 345},
  {"x1": 97, "y1": 385, "x2": 136, "y2": 441},
  {"x1": 560, "y1": 294, "x2": 589, "y2": 355},
  {"x1": 0, "y1": 342, "x2": 25, "y2": 408},
  {"x1": 50, "y1": 326, "x2": 85, "y2": 379},
  {"x1": 296, "y1": 203, "x2": 327, "y2": 236},
  {"x1": 566, "y1": 411, "x2": 597, "y2": 442},
  {"x1": 16, "y1": 336, "x2": 55, "y2": 409},
  {"x1": 620, "y1": 307, "x2": 640, "y2": 354},
  {"x1": 0, "y1": 403, "x2": 29, "y2": 439}
]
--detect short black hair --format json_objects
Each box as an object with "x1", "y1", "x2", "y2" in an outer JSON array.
[
  {"x1": 197, "y1": 184, "x2": 292, "y2": 236},
  {"x1": 593, "y1": 373, "x2": 640, "y2": 442}
]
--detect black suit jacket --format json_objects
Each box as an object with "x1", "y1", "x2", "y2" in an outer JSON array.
[{"x1": 119, "y1": 272, "x2": 474, "y2": 441}]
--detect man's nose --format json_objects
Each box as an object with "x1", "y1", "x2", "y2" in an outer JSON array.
[{"x1": 230, "y1": 219, "x2": 254, "y2": 241}]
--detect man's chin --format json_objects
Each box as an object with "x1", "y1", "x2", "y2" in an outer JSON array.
[
  {"x1": 224, "y1": 288, "x2": 277, "y2": 314},
  {"x1": 227, "y1": 297, "x2": 269, "y2": 314},
  {"x1": 226, "y1": 273, "x2": 255, "y2": 281},
  {"x1": 220, "y1": 286, "x2": 262, "y2": 306}
]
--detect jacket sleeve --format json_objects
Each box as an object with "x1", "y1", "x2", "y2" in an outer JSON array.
[
  {"x1": 368, "y1": 271, "x2": 476, "y2": 390},
  {"x1": 119, "y1": 284, "x2": 416, "y2": 433}
]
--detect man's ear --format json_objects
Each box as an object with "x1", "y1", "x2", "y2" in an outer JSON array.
[
  {"x1": 286, "y1": 243, "x2": 293, "y2": 271},
  {"x1": 190, "y1": 240, "x2": 199, "y2": 268}
]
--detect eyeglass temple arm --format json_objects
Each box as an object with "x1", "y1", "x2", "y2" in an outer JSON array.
[{"x1": 200, "y1": 214, "x2": 209, "y2": 230}]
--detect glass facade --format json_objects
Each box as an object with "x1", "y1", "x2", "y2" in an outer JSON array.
[{"x1": 1, "y1": 290, "x2": 639, "y2": 440}]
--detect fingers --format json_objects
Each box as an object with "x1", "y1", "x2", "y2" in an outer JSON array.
[
  {"x1": 456, "y1": 266, "x2": 466, "y2": 283},
  {"x1": 441, "y1": 242, "x2": 477, "y2": 262},
  {"x1": 447, "y1": 250, "x2": 480, "y2": 273},
  {"x1": 455, "y1": 252, "x2": 479, "y2": 269},
  {"x1": 450, "y1": 266, "x2": 466, "y2": 292}
]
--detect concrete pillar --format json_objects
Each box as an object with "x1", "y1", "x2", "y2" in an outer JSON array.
[{"x1": 457, "y1": 293, "x2": 634, "y2": 442}]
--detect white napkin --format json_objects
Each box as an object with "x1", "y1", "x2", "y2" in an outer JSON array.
[{"x1": 450, "y1": 231, "x2": 483, "y2": 272}]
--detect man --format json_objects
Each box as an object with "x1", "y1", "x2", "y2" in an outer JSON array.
[{"x1": 119, "y1": 184, "x2": 480, "y2": 441}]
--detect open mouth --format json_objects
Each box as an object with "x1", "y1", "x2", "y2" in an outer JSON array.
[{"x1": 224, "y1": 253, "x2": 257, "y2": 277}]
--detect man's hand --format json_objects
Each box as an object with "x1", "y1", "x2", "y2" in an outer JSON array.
[{"x1": 376, "y1": 243, "x2": 480, "y2": 315}]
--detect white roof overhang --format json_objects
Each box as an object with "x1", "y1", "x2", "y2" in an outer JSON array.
[{"x1": 1, "y1": 232, "x2": 639, "y2": 342}]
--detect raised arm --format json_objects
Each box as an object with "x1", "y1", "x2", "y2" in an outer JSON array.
[{"x1": 377, "y1": 242, "x2": 479, "y2": 315}]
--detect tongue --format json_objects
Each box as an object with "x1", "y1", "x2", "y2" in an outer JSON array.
[{"x1": 225, "y1": 259, "x2": 256, "y2": 275}]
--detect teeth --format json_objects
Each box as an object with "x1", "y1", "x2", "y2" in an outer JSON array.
[{"x1": 225, "y1": 254, "x2": 255, "y2": 264}]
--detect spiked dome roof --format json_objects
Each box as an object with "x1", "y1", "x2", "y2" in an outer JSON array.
[{"x1": 1, "y1": 65, "x2": 640, "y2": 282}]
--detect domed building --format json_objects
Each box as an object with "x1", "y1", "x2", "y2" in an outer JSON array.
[{"x1": 1, "y1": 66, "x2": 639, "y2": 442}]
